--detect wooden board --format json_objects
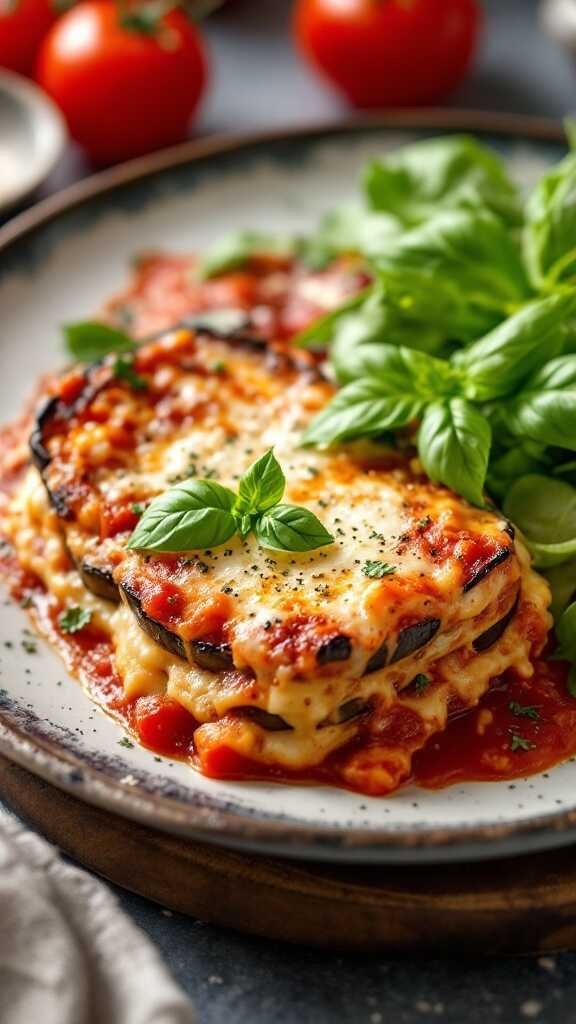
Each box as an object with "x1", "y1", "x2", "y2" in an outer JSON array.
[{"x1": 2, "y1": 754, "x2": 576, "y2": 954}]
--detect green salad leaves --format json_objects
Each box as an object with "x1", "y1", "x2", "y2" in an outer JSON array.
[{"x1": 258, "y1": 130, "x2": 576, "y2": 654}]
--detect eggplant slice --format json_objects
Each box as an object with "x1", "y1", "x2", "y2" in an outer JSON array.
[
  {"x1": 390, "y1": 619, "x2": 441, "y2": 665},
  {"x1": 77, "y1": 560, "x2": 119, "y2": 603},
  {"x1": 120, "y1": 581, "x2": 235, "y2": 670},
  {"x1": 30, "y1": 323, "x2": 320, "y2": 605},
  {"x1": 462, "y1": 547, "x2": 512, "y2": 593},
  {"x1": 473, "y1": 591, "x2": 520, "y2": 653},
  {"x1": 316, "y1": 634, "x2": 352, "y2": 665}
]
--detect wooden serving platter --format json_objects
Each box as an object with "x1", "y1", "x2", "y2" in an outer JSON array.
[{"x1": 2, "y1": 754, "x2": 576, "y2": 954}]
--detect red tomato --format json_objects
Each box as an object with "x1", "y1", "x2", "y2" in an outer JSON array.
[
  {"x1": 134, "y1": 695, "x2": 197, "y2": 755},
  {"x1": 142, "y1": 581, "x2": 185, "y2": 624},
  {"x1": 293, "y1": 0, "x2": 481, "y2": 108},
  {"x1": 36, "y1": 1, "x2": 208, "y2": 163},
  {"x1": 99, "y1": 502, "x2": 140, "y2": 539},
  {"x1": 0, "y1": 0, "x2": 56, "y2": 76}
]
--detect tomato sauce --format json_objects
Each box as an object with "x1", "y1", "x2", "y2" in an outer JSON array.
[
  {"x1": 1, "y1": 525, "x2": 574, "y2": 793},
  {"x1": 104, "y1": 251, "x2": 370, "y2": 342}
]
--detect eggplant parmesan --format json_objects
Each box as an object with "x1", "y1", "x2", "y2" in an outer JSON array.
[{"x1": 2, "y1": 311, "x2": 552, "y2": 795}]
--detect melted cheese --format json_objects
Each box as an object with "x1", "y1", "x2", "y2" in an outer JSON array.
[{"x1": 4, "y1": 328, "x2": 554, "y2": 791}]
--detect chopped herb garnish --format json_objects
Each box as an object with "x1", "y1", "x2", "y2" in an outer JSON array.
[
  {"x1": 412, "y1": 673, "x2": 430, "y2": 693},
  {"x1": 21, "y1": 637, "x2": 37, "y2": 654},
  {"x1": 509, "y1": 701, "x2": 541, "y2": 721},
  {"x1": 119, "y1": 736, "x2": 134, "y2": 749},
  {"x1": 59, "y1": 606, "x2": 92, "y2": 634},
  {"x1": 361, "y1": 560, "x2": 396, "y2": 579},
  {"x1": 509, "y1": 732, "x2": 536, "y2": 753},
  {"x1": 131, "y1": 503, "x2": 145, "y2": 516},
  {"x1": 409, "y1": 675, "x2": 428, "y2": 692}
]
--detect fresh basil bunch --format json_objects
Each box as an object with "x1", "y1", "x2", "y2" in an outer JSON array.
[
  {"x1": 291, "y1": 133, "x2": 576, "y2": 628},
  {"x1": 128, "y1": 450, "x2": 333, "y2": 554}
]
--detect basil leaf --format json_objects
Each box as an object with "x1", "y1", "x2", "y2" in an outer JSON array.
[
  {"x1": 486, "y1": 447, "x2": 547, "y2": 502},
  {"x1": 378, "y1": 264, "x2": 497, "y2": 342},
  {"x1": 460, "y1": 294, "x2": 576, "y2": 401},
  {"x1": 236, "y1": 449, "x2": 285, "y2": 514},
  {"x1": 374, "y1": 210, "x2": 530, "y2": 322},
  {"x1": 332, "y1": 329, "x2": 446, "y2": 384},
  {"x1": 112, "y1": 354, "x2": 147, "y2": 391},
  {"x1": 198, "y1": 230, "x2": 297, "y2": 279},
  {"x1": 417, "y1": 399, "x2": 491, "y2": 507},
  {"x1": 344, "y1": 343, "x2": 459, "y2": 397},
  {"x1": 543, "y1": 559, "x2": 576, "y2": 619},
  {"x1": 524, "y1": 150, "x2": 576, "y2": 288},
  {"x1": 555, "y1": 601, "x2": 576, "y2": 662},
  {"x1": 128, "y1": 479, "x2": 237, "y2": 552},
  {"x1": 302, "y1": 377, "x2": 424, "y2": 446},
  {"x1": 364, "y1": 135, "x2": 522, "y2": 227},
  {"x1": 330, "y1": 286, "x2": 449, "y2": 384},
  {"x1": 64, "y1": 321, "x2": 135, "y2": 362},
  {"x1": 296, "y1": 287, "x2": 371, "y2": 349},
  {"x1": 309, "y1": 203, "x2": 401, "y2": 261},
  {"x1": 503, "y1": 474, "x2": 576, "y2": 567},
  {"x1": 255, "y1": 504, "x2": 334, "y2": 552},
  {"x1": 504, "y1": 356, "x2": 576, "y2": 450}
]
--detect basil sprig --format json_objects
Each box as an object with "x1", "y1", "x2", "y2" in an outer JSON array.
[
  {"x1": 128, "y1": 450, "x2": 333, "y2": 554},
  {"x1": 304, "y1": 292, "x2": 576, "y2": 511},
  {"x1": 64, "y1": 321, "x2": 135, "y2": 362}
]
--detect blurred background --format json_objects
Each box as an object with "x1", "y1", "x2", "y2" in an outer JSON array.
[{"x1": 1, "y1": 0, "x2": 576, "y2": 211}]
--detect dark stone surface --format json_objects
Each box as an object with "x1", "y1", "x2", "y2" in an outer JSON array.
[
  {"x1": 109, "y1": 882, "x2": 573, "y2": 1024},
  {"x1": 4, "y1": 0, "x2": 576, "y2": 1020}
]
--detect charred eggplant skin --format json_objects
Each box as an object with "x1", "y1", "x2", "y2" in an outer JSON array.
[
  {"x1": 235, "y1": 706, "x2": 293, "y2": 732},
  {"x1": 473, "y1": 591, "x2": 520, "y2": 653},
  {"x1": 316, "y1": 634, "x2": 352, "y2": 665},
  {"x1": 119, "y1": 582, "x2": 236, "y2": 670},
  {"x1": 78, "y1": 561, "x2": 119, "y2": 603},
  {"x1": 319, "y1": 697, "x2": 371, "y2": 728},
  {"x1": 363, "y1": 641, "x2": 388, "y2": 675},
  {"x1": 190, "y1": 640, "x2": 234, "y2": 672},
  {"x1": 390, "y1": 618, "x2": 441, "y2": 664},
  {"x1": 462, "y1": 547, "x2": 511, "y2": 593},
  {"x1": 120, "y1": 582, "x2": 187, "y2": 661},
  {"x1": 30, "y1": 396, "x2": 59, "y2": 471}
]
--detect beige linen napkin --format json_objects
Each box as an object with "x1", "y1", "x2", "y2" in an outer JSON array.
[{"x1": 0, "y1": 806, "x2": 195, "y2": 1024}]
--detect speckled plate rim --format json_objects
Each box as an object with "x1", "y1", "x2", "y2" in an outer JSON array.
[{"x1": 1, "y1": 109, "x2": 575, "y2": 866}]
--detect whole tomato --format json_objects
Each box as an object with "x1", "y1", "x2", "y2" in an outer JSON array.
[
  {"x1": 0, "y1": 0, "x2": 57, "y2": 76},
  {"x1": 36, "y1": 1, "x2": 208, "y2": 164},
  {"x1": 293, "y1": 0, "x2": 481, "y2": 108}
]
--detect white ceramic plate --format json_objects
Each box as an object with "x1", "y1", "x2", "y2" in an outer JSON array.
[{"x1": 1, "y1": 114, "x2": 574, "y2": 864}]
